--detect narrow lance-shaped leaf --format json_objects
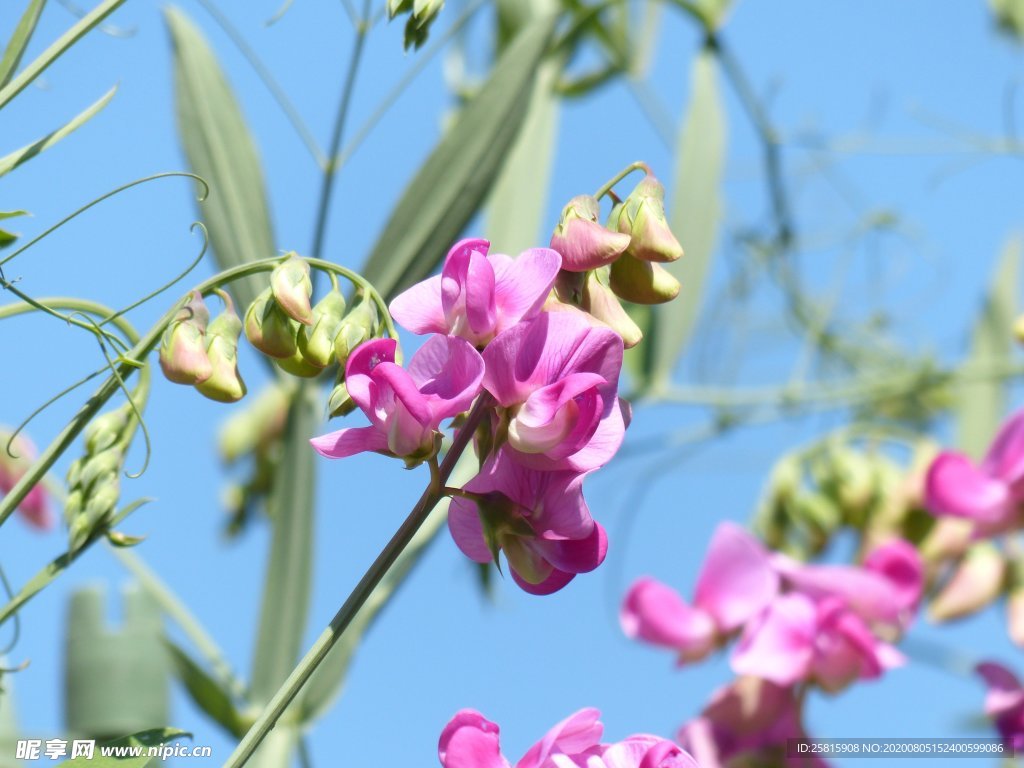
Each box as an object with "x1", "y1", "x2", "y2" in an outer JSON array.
[
  {"x1": 166, "y1": 641, "x2": 247, "y2": 738},
  {"x1": 0, "y1": 86, "x2": 116, "y2": 178},
  {"x1": 639, "y1": 49, "x2": 726, "y2": 391},
  {"x1": 0, "y1": 0, "x2": 126, "y2": 111},
  {"x1": 165, "y1": 7, "x2": 277, "y2": 315},
  {"x1": 60, "y1": 729, "x2": 191, "y2": 768},
  {"x1": 0, "y1": 0, "x2": 47, "y2": 89},
  {"x1": 955, "y1": 234, "x2": 1022, "y2": 458},
  {"x1": 362, "y1": 13, "x2": 557, "y2": 300}
]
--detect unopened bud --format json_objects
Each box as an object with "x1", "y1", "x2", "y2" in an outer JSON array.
[
  {"x1": 580, "y1": 270, "x2": 642, "y2": 347},
  {"x1": 334, "y1": 296, "x2": 378, "y2": 364},
  {"x1": 608, "y1": 253, "x2": 680, "y2": 305},
  {"x1": 84, "y1": 405, "x2": 130, "y2": 455},
  {"x1": 549, "y1": 195, "x2": 631, "y2": 272},
  {"x1": 159, "y1": 290, "x2": 213, "y2": 385},
  {"x1": 929, "y1": 542, "x2": 1006, "y2": 622},
  {"x1": 920, "y1": 517, "x2": 974, "y2": 563},
  {"x1": 298, "y1": 288, "x2": 347, "y2": 369},
  {"x1": 63, "y1": 488, "x2": 84, "y2": 527},
  {"x1": 275, "y1": 349, "x2": 324, "y2": 378},
  {"x1": 270, "y1": 254, "x2": 314, "y2": 325},
  {"x1": 245, "y1": 288, "x2": 300, "y2": 359},
  {"x1": 615, "y1": 175, "x2": 684, "y2": 263},
  {"x1": 328, "y1": 381, "x2": 357, "y2": 418},
  {"x1": 79, "y1": 450, "x2": 122, "y2": 494},
  {"x1": 196, "y1": 294, "x2": 247, "y2": 403}
]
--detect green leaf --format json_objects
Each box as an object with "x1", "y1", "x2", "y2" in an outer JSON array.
[
  {"x1": 0, "y1": 86, "x2": 115, "y2": 178},
  {"x1": 0, "y1": 674, "x2": 22, "y2": 768},
  {"x1": 166, "y1": 641, "x2": 246, "y2": 738},
  {"x1": 0, "y1": 0, "x2": 126, "y2": 111},
  {"x1": 61, "y1": 728, "x2": 191, "y2": 767},
  {"x1": 955, "y1": 234, "x2": 1022, "y2": 458},
  {"x1": 0, "y1": 210, "x2": 29, "y2": 249},
  {"x1": 165, "y1": 6, "x2": 277, "y2": 315},
  {"x1": 641, "y1": 49, "x2": 726, "y2": 391},
  {"x1": 361, "y1": 13, "x2": 557, "y2": 300},
  {"x1": 65, "y1": 586, "x2": 170, "y2": 741},
  {"x1": 0, "y1": 0, "x2": 47, "y2": 89},
  {"x1": 250, "y1": 386, "x2": 319, "y2": 703},
  {"x1": 298, "y1": 451, "x2": 477, "y2": 722}
]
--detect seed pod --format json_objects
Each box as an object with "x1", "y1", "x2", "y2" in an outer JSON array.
[
  {"x1": 270, "y1": 254, "x2": 314, "y2": 325},
  {"x1": 298, "y1": 288, "x2": 348, "y2": 369},
  {"x1": 549, "y1": 195, "x2": 631, "y2": 272},
  {"x1": 159, "y1": 290, "x2": 213, "y2": 385},
  {"x1": 614, "y1": 175, "x2": 684, "y2": 263},
  {"x1": 245, "y1": 288, "x2": 300, "y2": 359},
  {"x1": 196, "y1": 295, "x2": 247, "y2": 403},
  {"x1": 608, "y1": 253, "x2": 680, "y2": 305}
]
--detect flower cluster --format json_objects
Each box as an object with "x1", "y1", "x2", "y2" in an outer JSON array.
[
  {"x1": 621, "y1": 523, "x2": 923, "y2": 766},
  {"x1": 312, "y1": 237, "x2": 632, "y2": 593},
  {"x1": 438, "y1": 708, "x2": 697, "y2": 768}
]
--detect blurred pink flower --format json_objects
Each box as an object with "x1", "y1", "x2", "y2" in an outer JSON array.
[
  {"x1": 924, "y1": 409, "x2": 1024, "y2": 533},
  {"x1": 439, "y1": 709, "x2": 697, "y2": 768},
  {"x1": 482, "y1": 312, "x2": 625, "y2": 473},
  {"x1": 448, "y1": 450, "x2": 606, "y2": 595},
  {"x1": 977, "y1": 662, "x2": 1024, "y2": 751},
  {"x1": 311, "y1": 336, "x2": 483, "y2": 461},
  {"x1": 0, "y1": 431, "x2": 53, "y2": 530},
  {"x1": 390, "y1": 238, "x2": 561, "y2": 347}
]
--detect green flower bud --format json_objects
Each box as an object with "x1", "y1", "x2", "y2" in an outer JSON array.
[
  {"x1": 218, "y1": 384, "x2": 289, "y2": 463},
  {"x1": 327, "y1": 381, "x2": 357, "y2": 418},
  {"x1": 83, "y1": 405, "x2": 130, "y2": 455},
  {"x1": 245, "y1": 288, "x2": 300, "y2": 359},
  {"x1": 66, "y1": 458, "x2": 84, "y2": 490},
  {"x1": 929, "y1": 542, "x2": 1006, "y2": 622},
  {"x1": 159, "y1": 290, "x2": 213, "y2": 385},
  {"x1": 63, "y1": 487, "x2": 84, "y2": 527},
  {"x1": 581, "y1": 269, "x2": 642, "y2": 348},
  {"x1": 550, "y1": 195, "x2": 632, "y2": 272},
  {"x1": 270, "y1": 254, "x2": 314, "y2": 325},
  {"x1": 298, "y1": 288, "x2": 348, "y2": 369},
  {"x1": 334, "y1": 296, "x2": 378, "y2": 364},
  {"x1": 615, "y1": 175, "x2": 685, "y2": 263},
  {"x1": 608, "y1": 253, "x2": 681, "y2": 305},
  {"x1": 196, "y1": 295, "x2": 247, "y2": 403},
  {"x1": 275, "y1": 348, "x2": 324, "y2": 378},
  {"x1": 79, "y1": 450, "x2": 123, "y2": 494}
]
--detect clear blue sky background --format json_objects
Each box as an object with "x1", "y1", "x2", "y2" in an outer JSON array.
[{"x1": 3, "y1": 0, "x2": 1024, "y2": 766}]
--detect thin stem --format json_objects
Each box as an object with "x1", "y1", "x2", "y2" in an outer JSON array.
[
  {"x1": 443, "y1": 486, "x2": 482, "y2": 501},
  {"x1": 310, "y1": 0, "x2": 373, "y2": 264},
  {"x1": 222, "y1": 395, "x2": 493, "y2": 768},
  {"x1": 593, "y1": 160, "x2": 650, "y2": 201}
]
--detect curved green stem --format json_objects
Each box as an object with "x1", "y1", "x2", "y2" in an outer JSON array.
[
  {"x1": 593, "y1": 160, "x2": 651, "y2": 201},
  {"x1": 221, "y1": 394, "x2": 493, "y2": 768}
]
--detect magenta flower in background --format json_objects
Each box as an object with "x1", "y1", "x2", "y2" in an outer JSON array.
[
  {"x1": 924, "y1": 409, "x2": 1024, "y2": 533},
  {"x1": 448, "y1": 450, "x2": 606, "y2": 595},
  {"x1": 438, "y1": 708, "x2": 697, "y2": 768},
  {"x1": 621, "y1": 522, "x2": 780, "y2": 662},
  {"x1": 0, "y1": 430, "x2": 53, "y2": 531},
  {"x1": 977, "y1": 662, "x2": 1024, "y2": 751},
  {"x1": 390, "y1": 238, "x2": 562, "y2": 347},
  {"x1": 482, "y1": 312, "x2": 625, "y2": 473},
  {"x1": 311, "y1": 335, "x2": 484, "y2": 461}
]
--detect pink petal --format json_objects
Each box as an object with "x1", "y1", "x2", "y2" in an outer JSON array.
[
  {"x1": 925, "y1": 452, "x2": 1012, "y2": 524},
  {"x1": 694, "y1": 523, "x2": 780, "y2": 632},
  {"x1": 439, "y1": 710, "x2": 511, "y2": 768},
  {"x1": 536, "y1": 521, "x2": 607, "y2": 575},
  {"x1": 389, "y1": 276, "x2": 446, "y2": 336},
  {"x1": 447, "y1": 495, "x2": 494, "y2": 564},
  {"x1": 507, "y1": 373, "x2": 605, "y2": 458},
  {"x1": 345, "y1": 337, "x2": 397, "y2": 379},
  {"x1": 620, "y1": 577, "x2": 716, "y2": 660},
  {"x1": 864, "y1": 538, "x2": 924, "y2": 616},
  {"x1": 491, "y1": 248, "x2": 562, "y2": 330},
  {"x1": 983, "y1": 409, "x2": 1024, "y2": 483},
  {"x1": 310, "y1": 426, "x2": 390, "y2": 459},
  {"x1": 510, "y1": 566, "x2": 576, "y2": 595},
  {"x1": 675, "y1": 720, "x2": 724, "y2": 768},
  {"x1": 407, "y1": 335, "x2": 486, "y2": 422},
  {"x1": 811, "y1": 600, "x2": 885, "y2": 692},
  {"x1": 978, "y1": 662, "x2": 1024, "y2": 716},
  {"x1": 18, "y1": 485, "x2": 53, "y2": 530},
  {"x1": 442, "y1": 239, "x2": 497, "y2": 342},
  {"x1": 517, "y1": 708, "x2": 603, "y2": 768},
  {"x1": 731, "y1": 594, "x2": 816, "y2": 686}
]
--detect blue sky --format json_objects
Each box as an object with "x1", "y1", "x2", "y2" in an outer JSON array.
[{"x1": 3, "y1": 0, "x2": 1024, "y2": 766}]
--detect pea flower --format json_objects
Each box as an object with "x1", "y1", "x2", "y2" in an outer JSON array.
[
  {"x1": 0, "y1": 430, "x2": 52, "y2": 530},
  {"x1": 482, "y1": 312, "x2": 625, "y2": 473},
  {"x1": 390, "y1": 238, "x2": 562, "y2": 347},
  {"x1": 924, "y1": 408, "x2": 1024, "y2": 534},
  {"x1": 977, "y1": 661, "x2": 1024, "y2": 752},
  {"x1": 310, "y1": 335, "x2": 484, "y2": 462},
  {"x1": 438, "y1": 708, "x2": 697, "y2": 768},
  {"x1": 447, "y1": 450, "x2": 606, "y2": 595}
]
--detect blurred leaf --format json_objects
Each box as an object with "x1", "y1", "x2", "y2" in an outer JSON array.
[
  {"x1": 298, "y1": 451, "x2": 477, "y2": 723},
  {"x1": 0, "y1": 673, "x2": 21, "y2": 768},
  {"x1": 0, "y1": 210, "x2": 29, "y2": 249},
  {"x1": 0, "y1": 86, "x2": 115, "y2": 178},
  {"x1": 65, "y1": 586, "x2": 169, "y2": 741},
  {"x1": 166, "y1": 6, "x2": 276, "y2": 315},
  {"x1": 0, "y1": 0, "x2": 126, "y2": 111},
  {"x1": 955, "y1": 235, "x2": 1021, "y2": 458},
  {"x1": 250, "y1": 386, "x2": 319, "y2": 705},
  {"x1": 0, "y1": 0, "x2": 47, "y2": 89},
  {"x1": 362, "y1": 13, "x2": 556, "y2": 300},
  {"x1": 991, "y1": 0, "x2": 1024, "y2": 39},
  {"x1": 642, "y1": 49, "x2": 726, "y2": 391},
  {"x1": 62, "y1": 728, "x2": 190, "y2": 767},
  {"x1": 166, "y1": 641, "x2": 246, "y2": 738}
]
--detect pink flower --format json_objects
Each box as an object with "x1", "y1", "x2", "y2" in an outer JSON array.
[
  {"x1": 448, "y1": 450, "x2": 606, "y2": 595},
  {"x1": 678, "y1": 677, "x2": 828, "y2": 768},
  {"x1": 0, "y1": 431, "x2": 53, "y2": 530},
  {"x1": 438, "y1": 709, "x2": 697, "y2": 768},
  {"x1": 924, "y1": 409, "x2": 1024, "y2": 533},
  {"x1": 482, "y1": 312, "x2": 625, "y2": 473},
  {"x1": 390, "y1": 239, "x2": 561, "y2": 348},
  {"x1": 977, "y1": 662, "x2": 1024, "y2": 751},
  {"x1": 621, "y1": 523, "x2": 780, "y2": 662},
  {"x1": 311, "y1": 336, "x2": 484, "y2": 462}
]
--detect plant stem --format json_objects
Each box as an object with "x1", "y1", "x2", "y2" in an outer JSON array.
[
  {"x1": 221, "y1": 395, "x2": 492, "y2": 768},
  {"x1": 593, "y1": 160, "x2": 651, "y2": 201}
]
